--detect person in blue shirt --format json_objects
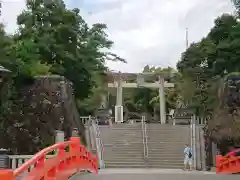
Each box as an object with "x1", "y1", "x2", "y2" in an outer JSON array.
[{"x1": 183, "y1": 143, "x2": 192, "y2": 170}]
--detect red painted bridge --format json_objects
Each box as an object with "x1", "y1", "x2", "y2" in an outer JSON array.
[
  {"x1": 0, "y1": 137, "x2": 98, "y2": 180},
  {"x1": 0, "y1": 137, "x2": 239, "y2": 180}
]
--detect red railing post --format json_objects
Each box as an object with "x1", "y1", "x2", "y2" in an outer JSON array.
[
  {"x1": 7, "y1": 137, "x2": 98, "y2": 180},
  {"x1": 69, "y1": 137, "x2": 81, "y2": 152},
  {"x1": 47, "y1": 167, "x2": 57, "y2": 180},
  {"x1": 0, "y1": 169, "x2": 14, "y2": 180},
  {"x1": 58, "y1": 144, "x2": 66, "y2": 171},
  {"x1": 69, "y1": 137, "x2": 81, "y2": 170}
]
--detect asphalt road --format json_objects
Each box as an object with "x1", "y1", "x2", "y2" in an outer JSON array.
[{"x1": 71, "y1": 169, "x2": 239, "y2": 180}]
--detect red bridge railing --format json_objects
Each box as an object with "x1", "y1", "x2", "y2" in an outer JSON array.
[
  {"x1": 216, "y1": 155, "x2": 240, "y2": 174},
  {"x1": 0, "y1": 137, "x2": 98, "y2": 180}
]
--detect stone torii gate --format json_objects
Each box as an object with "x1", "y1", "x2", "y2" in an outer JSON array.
[{"x1": 107, "y1": 72, "x2": 174, "y2": 124}]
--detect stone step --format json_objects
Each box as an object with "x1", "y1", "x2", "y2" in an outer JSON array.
[
  {"x1": 104, "y1": 163, "x2": 183, "y2": 169},
  {"x1": 103, "y1": 151, "x2": 144, "y2": 154},
  {"x1": 100, "y1": 133, "x2": 142, "y2": 135},
  {"x1": 100, "y1": 127, "x2": 142, "y2": 129},
  {"x1": 103, "y1": 145, "x2": 143, "y2": 148},
  {"x1": 100, "y1": 130, "x2": 142, "y2": 132},
  {"x1": 103, "y1": 148, "x2": 141, "y2": 151},
  {"x1": 104, "y1": 155, "x2": 184, "y2": 160},
  {"x1": 104, "y1": 148, "x2": 181, "y2": 152},
  {"x1": 146, "y1": 145, "x2": 188, "y2": 149},
  {"x1": 103, "y1": 134, "x2": 188, "y2": 136},
  {"x1": 104, "y1": 154, "x2": 183, "y2": 159},
  {"x1": 104, "y1": 164, "x2": 146, "y2": 168},
  {"x1": 146, "y1": 134, "x2": 190, "y2": 138},
  {"x1": 99, "y1": 123, "x2": 190, "y2": 170},
  {"x1": 103, "y1": 140, "x2": 188, "y2": 144},
  {"x1": 146, "y1": 164, "x2": 183, "y2": 168},
  {"x1": 100, "y1": 134, "x2": 142, "y2": 136},
  {"x1": 148, "y1": 144, "x2": 186, "y2": 147},
  {"x1": 101, "y1": 133, "x2": 189, "y2": 136},
  {"x1": 146, "y1": 161, "x2": 183, "y2": 165},
  {"x1": 101, "y1": 140, "x2": 143, "y2": 143},
  {"x1": 146, "y1": 124, "x2": 190, "y2": 127},
  {"x1": 147, "y1": 128, "x2": 190, "y2": 130},
  {"x1": 103, "y1": 128, "x2": 188, "y2": 131},
  {"x1": 103, "y1": 147, "x2": 143, "y2": 150},
  {"x1": 148, "y1": 151, "x2": 183, "y2": 154},
  {"x1": 147, "y1": 151, "x2": 184, "y2": 154},
  {"x1": 147, "y1": 141, "x2": 189, "y2": 143},
  {"x1": 103, "y1": 148, "x2": 143, "y2": 151},
  {"x1": 102, "y1": 135, "x2": 142, "y2": 137},
  {"x1": 103, "y1": 144, "x2": 143, "y2": 148},
  {"x1": 146, "y1": 133, "x2": 190, "y2": 136},
  {"x1": 103, "y1": 151, "x2": 143, "y2": 154},
  {"x1": 103, "y1": 158, "x2": 145, "y2": 162},
  {"x1": 146, "y1": 156, "x2": 183, "y2": 161},
  {"x1": 146, "y1": 145, "x2": 188, "y2": 148},
  {"x1": 147, "y1": 126, "x2": 190, "y2": 129},
  {"x1": 103, "y1": 154, "x2": 144, "y2": 158},
  {"x1": 103, "y1": 156, "x2": 183, "y2": 162}
]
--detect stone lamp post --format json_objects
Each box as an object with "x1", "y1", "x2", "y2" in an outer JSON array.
[
  {"x1": 0, "y1": 65, "x2": 11, "y2": 98},
  {"x1": 0, "y1": 65, "x2": 11, "y2": 83}
]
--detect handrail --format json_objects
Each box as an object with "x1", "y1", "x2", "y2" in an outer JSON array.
[
  {"x1": 141, "y1": 116, "x2": 147, "y2": 158},
  {"x1": 216, "y1": 154, "x2": 240, "y2": 174},
  {"x1": 91, "y1": 118, "x2": 105, "y2": 168},
  {"x1": 143, "y1": 116, "x2": 148, "y2": 158},
  {"x1": 0, "y1": 137, "x2": 98, "y2": 180}
]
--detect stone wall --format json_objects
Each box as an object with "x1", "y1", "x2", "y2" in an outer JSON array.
[
  {"x1": 0, "y1": 75, "x2": 84, "y2": 154},
  {"x1": 208, "y1": 74, "x2": 240, "y2": 153}
]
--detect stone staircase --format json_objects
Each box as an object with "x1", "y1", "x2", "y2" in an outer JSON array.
[
  {"x1": 99, "y1": 123, "x2": 145, "y2": 168},
  {"x1": 146, "y1": 124, "x2": 190, "y2": 168},
  {"x1": 98, "y1": 123, "x2": 191, "y2": 169}
]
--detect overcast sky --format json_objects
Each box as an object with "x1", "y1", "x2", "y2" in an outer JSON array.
[{"x1": 0, "y1": 0, "x2": 235, "y2": 72}]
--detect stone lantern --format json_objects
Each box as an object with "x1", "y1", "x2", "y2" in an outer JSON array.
[
  {"x1": 0, "y1": 65, "x2": 11, "y2": 107},
  {"x1": 0, "y1": 65, "x2": 11, "y2": 83}
]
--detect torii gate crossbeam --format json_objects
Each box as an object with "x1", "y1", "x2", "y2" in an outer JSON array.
[{"x1": 107, "y1": 73, "x2": 174, "y2": 124}]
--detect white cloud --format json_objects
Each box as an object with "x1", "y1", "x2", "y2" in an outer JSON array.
[
  {"x1": 0, "y1": 0, "x2": 25, "y2": 34},
  {"x1": 82, "y1": 0, "x2": 235, "y2": 72},
  {"x1": 0, "y1": 0, "x2": 235, "y2": 72}
]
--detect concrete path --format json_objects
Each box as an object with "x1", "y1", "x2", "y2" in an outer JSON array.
[{"x1": 71, "y1": 169, "x2": 239, "y2": 180}]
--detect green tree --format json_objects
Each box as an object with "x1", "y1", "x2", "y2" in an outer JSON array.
[
  {"x1": 15, "y1": 0, "x2": 124, "y2": 100},
  {"x1": 177, "y1": 13, "x2": 239, "y2": 117},
  {"x1": 0, "y1": 0, "x2": 124, "y2": 153}
]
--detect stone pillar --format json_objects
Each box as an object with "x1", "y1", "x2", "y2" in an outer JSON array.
[
  {"x1": 55, "y1": 130, "x2": 64, "y2": 143},
  {"x1": 159, "y1": 77, "x2": 166, "y2": 124},
  {"x1": 72, "y1": 128, "x2": 79, "y2": 137},
  {"x1": 116, "y1": 78, "x2": 123, "y2": 106},
  {"x1": 115, "y1": 77, "x2": 123, "y2": 123},
  {"x1": 137, "y1": 74, "x2": 144, "y2": 84},
  {"x1": 100, "y1": 94, "x2": 107, "y2": 108},
  {"x1": 200, "y1": 128, "x2": 206, "y2": 170},
  {"x1": 191, "y1": 115, "x2": 197, "y2": 169},
  {"x1": 196, "y1": 126, "x2": 201, "y2": 170}
]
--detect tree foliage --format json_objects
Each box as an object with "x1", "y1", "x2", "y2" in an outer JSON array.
[
  {"x1": 0, "y1": 0, "x2": 124, "y2": 153},
  {"x1": 177, "y1": 2, "x2": 240, "y2": 147}
]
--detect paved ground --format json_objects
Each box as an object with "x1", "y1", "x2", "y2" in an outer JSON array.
[{"x1": 71, "y1": 169, "x2": 240, "y2": 180}]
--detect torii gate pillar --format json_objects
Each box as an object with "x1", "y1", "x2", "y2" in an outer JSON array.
[
  {"x1": 159, "y1": 77, "x2": 166, "y2": 124},
  {"x1": 115, "y1": 78, "x2": 123, "y2": 123},
  {"x1": 108, "y1": 73, "x2": 174, "y2": 124}
]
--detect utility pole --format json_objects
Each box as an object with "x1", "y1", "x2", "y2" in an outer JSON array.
[
  {"x1": 186, "y1": 28, "x2": 189, "y2": 49},
  {"x1": 0, "y1": 0, "x2": 2, "y2": 17}
]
